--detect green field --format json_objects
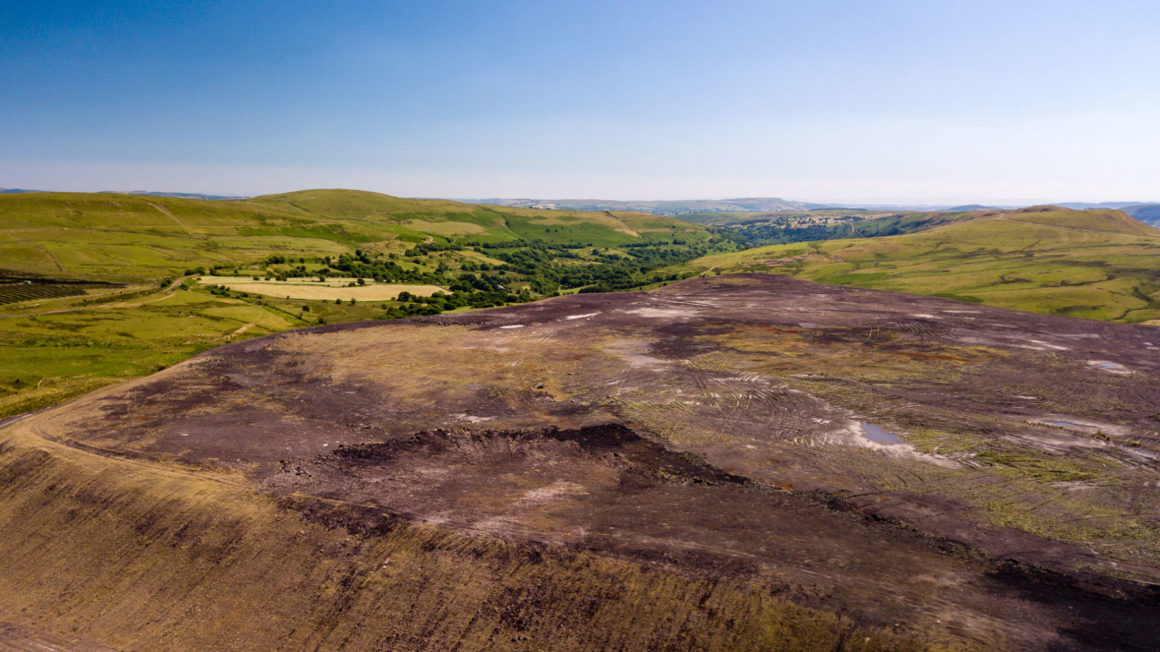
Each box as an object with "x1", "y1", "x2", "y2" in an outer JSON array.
[
  {"x1": 673, "y1": 206, "x2": 1160, "y2": 323},
  {"x1": 0, "y1": 189, "x2": 709, "y2": 281}
]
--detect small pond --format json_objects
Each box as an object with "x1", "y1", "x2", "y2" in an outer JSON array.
[
  {"x1": 860, "y1": 423, "x2": 903, "y2": 445},
  {"x1": 1044, "y1": 420, "x2": 1086, "y2": 429}
]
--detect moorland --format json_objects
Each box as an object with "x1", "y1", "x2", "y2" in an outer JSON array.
[
  {"x1": 2, "y1": 274, "x2": 1159, "y2": 649},
  {"x1": 2, "y1": 190, "x2": 1159, "y2": 649}
]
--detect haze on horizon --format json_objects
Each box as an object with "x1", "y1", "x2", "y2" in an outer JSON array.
[{"x1": 2, "y1": 1, "x2": 1158, "y2": 205}]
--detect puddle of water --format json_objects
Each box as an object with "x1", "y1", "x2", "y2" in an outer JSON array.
[
  {"x1": 860, "y1": 423, "x2": 903, "y2": 445},
  {"x1": 1044, "y1": 420, "x2": 1084, "y2": 429},
  {"x1": 1087, "y1": 360, "x2": 1127, "y2": 373}
]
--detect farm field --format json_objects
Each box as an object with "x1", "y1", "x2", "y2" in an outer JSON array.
[
  {"x1": 673, "y1": 206, "x2": 1160, "y2": 322},
  {"x1": 198, "y1": 275, "x2": 445, "y2": 301},
  {"x1": 2, "y1": 274, "x2": 1158, "y2": 649}
]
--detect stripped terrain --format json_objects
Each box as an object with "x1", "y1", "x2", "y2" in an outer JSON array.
[{"x1": 2, "y1": 274, "x2": 1159, "y2": 650}]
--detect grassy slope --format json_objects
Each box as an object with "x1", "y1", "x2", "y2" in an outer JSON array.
[
  {"x1": 0, "y1": 189, "x2": 699, "y2": 282},
  {"x1": 0, "y1": 190, "x2": 714, "y2": 417},
  {"x1": 0, "y1": 286, "x2": 320, "y2": 417},
  {"x1": 676, "y1": 207, "x2": 1160, "y2": 322}
]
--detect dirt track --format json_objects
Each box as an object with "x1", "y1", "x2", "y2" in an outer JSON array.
[{"x1": 13, "y1": 274, "x2": 1160, "y2": 649}]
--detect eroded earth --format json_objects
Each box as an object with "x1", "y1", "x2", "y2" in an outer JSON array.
[{"x1": 12, "y1": 274, "x2": 1160, "y2": 649}]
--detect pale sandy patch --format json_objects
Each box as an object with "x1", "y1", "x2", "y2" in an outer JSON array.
[{"x1": 622, "y1": 306, "x2": 701, "y2": 320}]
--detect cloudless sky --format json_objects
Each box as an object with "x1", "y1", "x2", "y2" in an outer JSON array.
[{"x1": 2, "y1": 0, "x2": 1158, "y2": 203}]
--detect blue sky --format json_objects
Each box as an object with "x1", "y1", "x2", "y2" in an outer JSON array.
[{"x1": 2, "y1": 0, "x2": 1157, "y2": 203}]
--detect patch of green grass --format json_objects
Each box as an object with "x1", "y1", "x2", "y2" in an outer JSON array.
[
  {"x1": 1, "y1": 190, "x2": 712, "y2": 282},
  {"x1": 671, "y1": 206, "x2": 1160, "y2": 322},
  {"x1": 973, "y1": 449, "x2": 1100, "y2": 483},
  {"x1": 0, "y1": 288, "x2": 301, "y2": 417}
]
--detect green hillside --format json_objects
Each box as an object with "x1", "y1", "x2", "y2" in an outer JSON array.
[
  {"x1": 0, "y1": 189, "x2": 705, "y2": 282},
  {"x1": 674, "y1": 206, "x2": 1160, "y2": 323},
  {"x1": 0, "y1": 189, "x2": 728, "y2": 418}
]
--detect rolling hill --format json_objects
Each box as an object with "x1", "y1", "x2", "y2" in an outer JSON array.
[
  {"x1": 673, "y1": 206, "x2": 1160, "y2": 323},
  {"x1": 472, "y1": 196, "x2": 829, "y2": 214},
  {"x1": 0, "y1": 189, "x2": 708, "y2": 282},
  {"x1": 0, "y1": 189, "x2": 729, "y2": 418},
  {"x1": 1122, "y1": 203, "x2": 1160, "y2": 227}
]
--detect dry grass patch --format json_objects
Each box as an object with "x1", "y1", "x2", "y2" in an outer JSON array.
[
  {"x1": 401, "y1": 219, "x2": 487, "y2": 236},
  {"x1": 198, "y1": 276, "x2": 444, "y2": 301}
]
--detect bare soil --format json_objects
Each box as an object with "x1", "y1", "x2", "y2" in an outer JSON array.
[{"x1": 17, "y1": 274, "x2": 1160, "y2": 649}]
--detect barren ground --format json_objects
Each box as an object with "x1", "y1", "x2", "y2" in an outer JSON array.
[{"x1": 5, "y1": 274, "x2": 1160, "y2": 650}]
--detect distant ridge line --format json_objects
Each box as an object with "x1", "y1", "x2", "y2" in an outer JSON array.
[
  {"x1": 0, "y1": 188, "x2": 249, "y2": 200},
  {"x1": 2, "y1": 188, "x2": 1156, "y2": 221}
]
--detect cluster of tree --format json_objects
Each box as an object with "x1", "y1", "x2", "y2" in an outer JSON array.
[
  {"x1": 203, "y1": 232, "x2": 737, "y2": 323},
  {"x1": 470, "y1": 239, "x2": 589, "y2": 251},
  {"x1": 383, "y1": 286, "x2": 534, "y2": 319},
  {"x1": 325, "y1": 250, "x2": 445, "y2": 285},
  {"x1": 404, "y1": 241, "x2": 461, "y2": 256},
  {"x1": 261, "y1": 254, "x2": 310, "y2": 265},
  {"x1": 487, "y1": 240, "x2": 726, "y2": 294},
  {"x1": 203, "y1": 284, "x2": 253, "y2": 299}
]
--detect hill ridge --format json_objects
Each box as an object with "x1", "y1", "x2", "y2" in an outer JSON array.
[{"x1": 674, "y1": 206, "x2": 1160, "y2": 322}]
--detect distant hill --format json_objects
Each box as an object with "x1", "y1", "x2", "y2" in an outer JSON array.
[
  {"x1": 1044, "y1": 202, "x2": 1160, "y2": 227},
  {"x1": 2, "y1": 188, "x2": 246, "y2": 200},
  {"x1": 673, "y1": 206, "x2": 1160, "y2": 322},
  {"x1": 1057, "y1": 201, "x2": 1150, "y2": 210},
  {"x1": 470, "y1": 196, "x2": 835, "y2": 214},
  {"x1": 101, "y1": 190, "x2": 249, "y2": 200},
  {"x1": 946, "y1": 204, "x2": 999, "y2": 211},
  {"x1": 0, "y1": 189, "x2": 709, "y2": 281},
  {"x1": 1121, "y1": 203, "x2": 1160, "y2": 227}
]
